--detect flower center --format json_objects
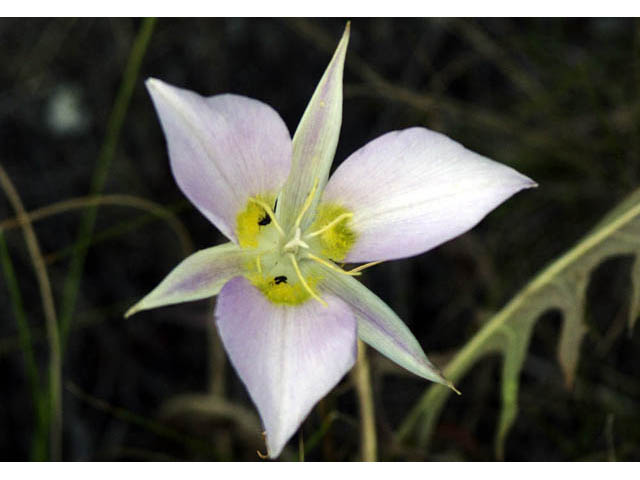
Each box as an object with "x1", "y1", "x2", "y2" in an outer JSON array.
[
  {"x1": 235, "y1": 184, "x2": 363, "y2": 306},
  {"x1": 283, "y1": 227, "x2": 309, "y2": 254}
]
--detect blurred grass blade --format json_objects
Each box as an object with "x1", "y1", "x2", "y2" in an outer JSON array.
[
  {"x1": 66, "y1": 381, "x2": 216, "y2": 458},
  {"x1": 0, "y1": 163, "x2": 61, "y2": 460},
  {"x1": 45, "y1": 201, "x2": 190, "y2": 265},
  {"x1": 398, "y1": 185, "x2": 640, "y2": 458},
  {"x1": 0, "y1": 231, "x2": 48, "y2": 460},
  {"x1": 59, "y1": 18, "x2": 157, "y2": 349},
  {"x1": 0, "y1": 231, "x2": 42, "y2": 407},
  {"x1": 303, "y1": 411, "x2": 339, "y2": 457},
  {"x1": 630, "y1": 257, "x2": 640, "y2": 332},
  {"x1": 0, "y1": 194, "x2": 193, "y2": 257},
  {"x1": 158, "y1": 393, "x2": 261, "y2": 441}
]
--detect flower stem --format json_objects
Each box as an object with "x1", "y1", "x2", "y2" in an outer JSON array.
[{"x1": 352, "y1": 340, "x2": 377, "y2": 461}]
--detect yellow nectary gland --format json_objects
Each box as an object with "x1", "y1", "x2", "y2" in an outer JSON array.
[
  {"x1": 246, "y1": 270, "x2": 320, "y2": 306},
  {"x1": 236, "y1": 195, "x2": 275, "y2": 248},
  {"x1": 235, "y1": 195, "x2": 355, "y2": 306},
  {"x1": 309, "y1": 203, "x2": 356, "y2": 262}
]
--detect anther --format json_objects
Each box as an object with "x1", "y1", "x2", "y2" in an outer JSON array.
[
  {"x1": 248, "y1": 197, "x2": 284, "y2": 236},
  {"x1": 258, "y1": 213, "x2": 271, "y2": 226}
]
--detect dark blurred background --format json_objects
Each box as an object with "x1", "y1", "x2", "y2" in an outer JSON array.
[{"x1": 0, "y1": 18, "x2": 639, "y2": 461}]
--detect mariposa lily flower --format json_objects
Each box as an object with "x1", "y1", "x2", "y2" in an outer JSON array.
[{"x1": 126, "y1": 24, "x2": 535, "y2": 458}]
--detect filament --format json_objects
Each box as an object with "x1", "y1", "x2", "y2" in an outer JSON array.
[
  {"x1": 347, "y1": 260, "x2": 383, "y2": 274},
  {"x1": 305, "y1": 252, "x2": 362, "y2": 276},
  {"x1": 305, "y1": 212, "x2": 353, "y2": 239},
  {"x1": 293, "y1": 178, "x2": 319, "y2": 230},
  {"x1": 288, "y1": 253, "x2": 326, "y2": 307}
]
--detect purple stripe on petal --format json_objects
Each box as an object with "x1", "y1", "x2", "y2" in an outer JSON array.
[{"x1": 215, "y1": 276, "x2": 357, "y2": 458}]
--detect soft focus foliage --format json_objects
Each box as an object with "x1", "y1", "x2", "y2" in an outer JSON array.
[{"x1": 398, "y1": 185, "x2": 640, "y2": 458}]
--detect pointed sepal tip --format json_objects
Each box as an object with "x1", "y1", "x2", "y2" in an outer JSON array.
[
  {"x1": 124, "y1": 304, "x2": 138, "y2": 319},
  {"x1": 447, "y1": 380, "x2": 462, "y2": 396}
]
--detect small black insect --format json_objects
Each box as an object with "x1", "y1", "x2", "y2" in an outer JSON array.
[
  {"x1": 274, "y1": 275, "x2": 287, "y2": 285},
  {"x1": 258, "y1": 213, "x2": 271, "y2": 226}
]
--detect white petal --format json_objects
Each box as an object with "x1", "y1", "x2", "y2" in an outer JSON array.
[
  {"x1": 322, "y1": 127, "x2": 536, "y2": 262},
  {"x1": 215, "y1": 277, "x2": 357, "y2": 458},
  {"x1": 125, "y1": 243, "x2": 245, "y2": 317},
  {"x1": 147, "y1": 79, "x2": 292, "y2": 242}
]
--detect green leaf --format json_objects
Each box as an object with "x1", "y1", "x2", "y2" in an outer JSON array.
[{"x1": 397, "y1": 186, "x2": 640, "y2": 459}]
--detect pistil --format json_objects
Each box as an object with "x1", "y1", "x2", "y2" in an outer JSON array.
[{"x1": 283, "y1": 227, "x2": 309, "y2": 253}]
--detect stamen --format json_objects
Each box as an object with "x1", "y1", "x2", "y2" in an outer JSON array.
[
  {"x1": 288, "y1": 253, "x2": 327, "y2": 307},
  {"x1": 248, "y1": 197, "x2": 284, "y2": 236},
  {"x1": 305, "y1": 252, "x2": 362, "y2": 276},
  {"x1": 347, "y1": 260, "x2": 384, "y2": 274},
  {"x1": 255, "y1": 255, "x2": 262, "y2": 274},
  {"x1": 293, "y1": 178, "x2": 319, "y2": 230},
  {"x1": 306, "y1": 212, "x2": 353, "y2": 239}
]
